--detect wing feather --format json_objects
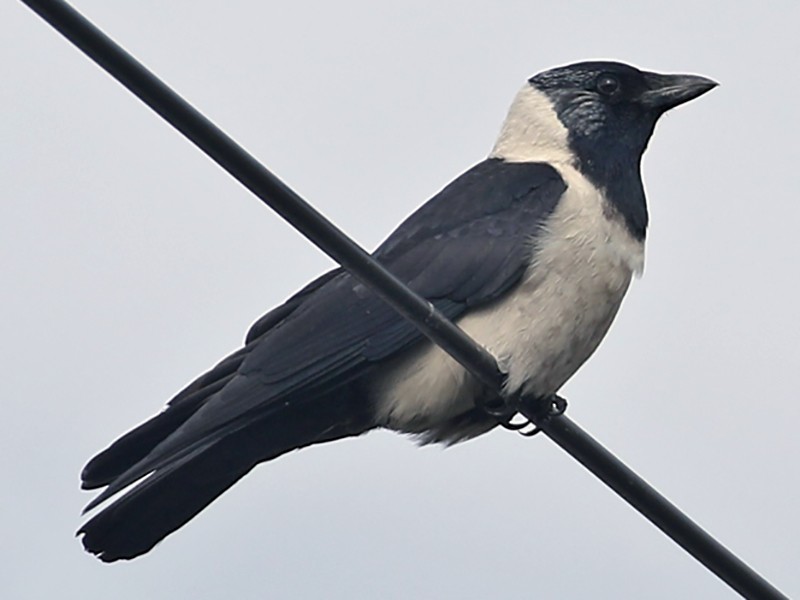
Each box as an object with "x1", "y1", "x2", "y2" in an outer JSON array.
[{"x1": 85, "y1": 158, "x2": 566, "y2": 508}]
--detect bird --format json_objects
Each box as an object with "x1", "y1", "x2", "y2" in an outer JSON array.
[{"x1": 78, "y1": 60, "x2": 716, "y2": 561}]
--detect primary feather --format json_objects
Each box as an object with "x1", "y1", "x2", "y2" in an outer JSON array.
[{"x1": 79, "y1": 159, "x2": 564, "y2": 560}]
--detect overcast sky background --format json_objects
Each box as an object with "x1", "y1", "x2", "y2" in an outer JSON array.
[{"x1": 3, "y1": 1, "x2": 798, "y2": 598}]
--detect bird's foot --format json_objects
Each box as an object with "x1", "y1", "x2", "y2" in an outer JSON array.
[
  {"x1": 521, "y1": 393, "x2": 568, "y2": 420},
  {"x1": 477, "y1": 391, "x2": 567, "y2": 437},
  {"x1": 502, "y1": 393, "x2": 568, "y2": 437},
  {"x1": 476, "y1": 393, "x2": 517, "y2": 420}
]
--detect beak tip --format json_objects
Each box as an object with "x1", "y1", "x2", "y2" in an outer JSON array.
[
  {"x1": 644, "y1": 72, "x2": 718, "y2": 111},
  {"x1": 698, "y1": 77, "x2": 720, "y2": 92}
]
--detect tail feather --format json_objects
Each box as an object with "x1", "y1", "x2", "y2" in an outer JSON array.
[
  {"x1": 80, "y1": 346, "x2": 255, "y2": 490},
  {"x1": 79, "y1": 437, "x2": 255, "y2": 562},
  {"x1": 79, "y1": 390, "x2": 374, "y2": 561},
  {"x1": 79, "y1": 269, "x2": 368, "y2": 561},
  {"x1": 80, "y1": 375, "x2": 235, "y2": 489}
]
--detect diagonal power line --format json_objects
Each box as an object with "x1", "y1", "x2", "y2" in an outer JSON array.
[{"x1": 20, "y1": 1, "x2": 788, "y2": 598}]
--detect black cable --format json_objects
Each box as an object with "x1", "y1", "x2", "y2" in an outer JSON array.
[{"x1": 20, "y1": 1, "x2": 788, "y2": 598}]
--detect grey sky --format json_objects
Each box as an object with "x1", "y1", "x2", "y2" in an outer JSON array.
[{"x1": 3, "y1": 1, "x2": 798, "y2": 598}]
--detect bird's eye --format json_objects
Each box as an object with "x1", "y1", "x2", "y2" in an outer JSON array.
[{"x1": 596, "y1": 74, "x2": 621, "y2": 97}]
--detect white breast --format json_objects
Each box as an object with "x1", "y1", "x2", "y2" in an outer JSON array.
[{"x1": 371, "y1": 164, "x2": 644, "y2": 435}]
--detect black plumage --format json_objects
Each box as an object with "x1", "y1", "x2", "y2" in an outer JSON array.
[{"x1": 79, "y1": 159, "x2": 566, "y2": 561}]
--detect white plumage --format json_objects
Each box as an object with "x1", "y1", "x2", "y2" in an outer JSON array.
[{"x1": 372, "y1": 86, "x2": 644, "y2": 440}]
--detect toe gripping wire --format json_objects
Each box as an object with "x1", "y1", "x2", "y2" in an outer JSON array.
[{"x1": 478, "y1": 392, "x2": 568, "y2": 437}]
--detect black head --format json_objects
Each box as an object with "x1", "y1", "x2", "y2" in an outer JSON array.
[
  {"x1": 530, "y1": 61, "x2": 716, "y2": 158},
  {"x1": 529, "y1": 61, "x2": 716, "y2": 238}
]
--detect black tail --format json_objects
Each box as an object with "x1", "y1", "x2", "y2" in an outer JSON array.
[
  {"x1": 81, "y1": 349, "x2": 248, "y2": 490},
  {"x1": 78, "y1": 269, "x2": 363, "y2": 561},
  {"x1": 79, "y1": 389, "x2": 373, "y2": 562}
]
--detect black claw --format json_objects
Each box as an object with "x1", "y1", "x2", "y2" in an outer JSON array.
[
  {"x1": 499, "y1": 415, "x2": 541, "y2": 436},
  {"x1": 550, "y1": 394, "x2": 568, "y2": 416},
  {"x1": 515, "y1": 393, "x2": 568, "y2": 431},
  {"x1": 500, "y1": 418, "x2": 527, "y2": 431},
  {"x1": 518, "y1": 425, "x2": 541, "y2": 437}
]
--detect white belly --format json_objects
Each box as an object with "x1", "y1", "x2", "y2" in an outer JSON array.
[{"x1": 371, "y1": 164, "x2": 644, "y2": 436}]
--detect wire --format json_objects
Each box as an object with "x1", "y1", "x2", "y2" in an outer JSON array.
[{"x1": 20, "y1": 1, "x2": 788, "y2": 598}]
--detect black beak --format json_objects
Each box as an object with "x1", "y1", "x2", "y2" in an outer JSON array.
[{"x1": 641, "y1": 73, "x2": 718, "y2": 112}]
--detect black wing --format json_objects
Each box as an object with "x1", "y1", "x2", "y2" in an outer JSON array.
[{"x1": 83, "y1": 158, "x2": 566, "y2": 509}]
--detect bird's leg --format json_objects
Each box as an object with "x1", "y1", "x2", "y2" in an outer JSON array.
[
  {"x1": 521, "y1": 393, "x2": 568, "y2": 419},
  {"x1": 506, "y1": 393, "x2": 568, "y2": 437},
  {"x1": 475, "y1": 390, "x2": 517, "y2": 420},
  {"x1": 474, "y1": 390, "x2": 539, "y2": 433},
  {"x1": 519, "y1": 393, "x2": 568, "y2": 436},
  {"x1": 474, "y1": 386, "x2": 567, "y2": 437}
]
